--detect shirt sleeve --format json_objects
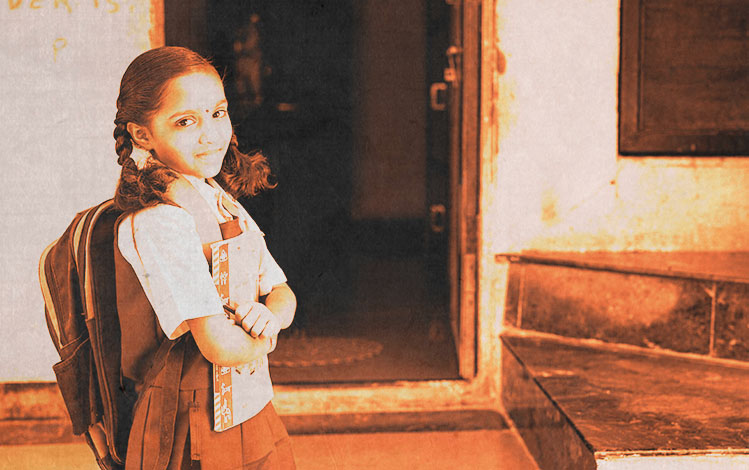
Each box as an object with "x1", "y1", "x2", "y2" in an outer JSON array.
[
  {"x1": 257, "y1": 235, "x2": 287, "y2": 296},
  {"x1": 117, "y1": 205, "x2": 225, "y2": 339},
  {"x1": 235, "y1": 204, "x2": 287, "y2": 296}
]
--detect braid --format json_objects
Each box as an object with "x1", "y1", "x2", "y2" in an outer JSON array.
[
  {"x1": 114, "y1": 160, "x2": 178, "y2": 212},
  {"x1": 113, "y1": 122, "x2": 133, "y2": 166},
  {"x1": 113, "y1": 120, "x2": 179, "y2": 212}
]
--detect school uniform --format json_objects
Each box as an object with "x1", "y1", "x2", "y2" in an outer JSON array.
[{"x1": 115, "y1": 174, "x2": 295, "y2": 470}]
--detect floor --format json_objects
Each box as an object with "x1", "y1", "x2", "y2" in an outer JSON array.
[
  {"x1": 270, "y1": 254, "x2": 459, "y2": 384},
  {"x1": 0, "y1": 429, "x2": 538, "y2": 469}
]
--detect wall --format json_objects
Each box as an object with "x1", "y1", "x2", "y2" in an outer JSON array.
[
  {"x1": 485, "y1": 0, "x2": 749, "y2": 254},
  {"x1": 0, "y1": 0, "x2": 158, "y2": 381}
]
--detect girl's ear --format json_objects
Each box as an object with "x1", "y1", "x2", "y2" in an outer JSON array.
[{"x1": 126, "y1": 122, "x2": 153, "y2": 150}]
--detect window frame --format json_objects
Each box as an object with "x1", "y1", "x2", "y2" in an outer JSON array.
[{"x1": 619, "y1": 0, "x2": 749, "y2": 156}]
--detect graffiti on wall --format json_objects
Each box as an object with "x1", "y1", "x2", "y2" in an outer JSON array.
[{"x1": 6, "y1": 0, "x2": 123, "y2": 14}]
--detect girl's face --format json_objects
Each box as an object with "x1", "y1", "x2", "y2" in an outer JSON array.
[{"x1": 145, "y1": 72, "x2": 233, "y2": 179}]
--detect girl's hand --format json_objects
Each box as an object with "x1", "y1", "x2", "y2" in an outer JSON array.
[{"x1": 234, "y1": 302, "x2": 281, "y2": 339}]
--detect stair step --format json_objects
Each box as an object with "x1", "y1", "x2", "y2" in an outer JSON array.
[
  {"x1": 0, "y1": 381, "x2": 508, "y2": 445},
  {"x1": 499, "y1": 251, "x2": 749, "y2": 362},
  {"x1": 501, "y1": 330, "x2": 749, "y2": 469}
]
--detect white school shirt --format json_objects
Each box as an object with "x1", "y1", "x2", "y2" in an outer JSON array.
[{"x1": 117, "y1": 175, "x2": 287, "y2": 339}]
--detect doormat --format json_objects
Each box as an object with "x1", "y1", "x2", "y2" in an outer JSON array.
[{"x1": 270, "y1": 336, "x2": 384, "y2": 367}]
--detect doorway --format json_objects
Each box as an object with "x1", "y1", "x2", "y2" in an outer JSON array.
[{"x1": 164, "y1": 0, "x2": 467, "y2": 383}]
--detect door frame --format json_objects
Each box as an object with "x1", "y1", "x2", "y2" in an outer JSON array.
[
  {"x1": 149, "y1": 0, "x2": 498, "y2": 414},
  {"x1": 449, "y1": 0, "x2": 481, "y2": 379}
]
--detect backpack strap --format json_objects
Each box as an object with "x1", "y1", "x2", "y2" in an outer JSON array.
[
  {"x1": 166, "y1": 175, "x2": 223, "y2": 260},
  {"x1": 77, "y1": 201, "x2": 115, "y2": 320},
  {"x1": 75, "y1": 201, "x2": 122, "y2": 460}
]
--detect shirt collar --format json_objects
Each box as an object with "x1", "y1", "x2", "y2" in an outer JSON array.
[
  {"x1": 181, "y1": 173, "x2": 210, "y2": 191},
  {"x1": 179, "y1": 174, "x2": 254, "y2": 229},
  {"x1": 181, "y1": 174, "x2": 223, "y2": 201},
  {"x1": 179, "y1": 174, "x2": 225, "y2": 218}
]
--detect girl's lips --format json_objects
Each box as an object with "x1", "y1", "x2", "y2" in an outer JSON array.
[{"x1": 195, "y1": 148, "x2": 224, "y2": 158}]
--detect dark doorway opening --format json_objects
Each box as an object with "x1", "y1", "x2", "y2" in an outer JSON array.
[{"x1": 165, "y1": 0, "x2": 459, "y2": 383}]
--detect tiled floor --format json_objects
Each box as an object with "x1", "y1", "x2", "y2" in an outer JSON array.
[{"x1": 0, "y1": 429, "x2": 538, "y2": 469}]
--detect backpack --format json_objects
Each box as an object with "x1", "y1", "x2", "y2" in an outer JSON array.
[
  {"x1": 38, "y1": 199, "x2": 132, "y2": 470},
  {"x1": 38, "y1": 185, "x2": 228, "y2": 470}
]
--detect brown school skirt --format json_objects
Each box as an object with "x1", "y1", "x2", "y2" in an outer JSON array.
[{"x1": 126, "y1": 386, "x2": 295, "y2": 470}]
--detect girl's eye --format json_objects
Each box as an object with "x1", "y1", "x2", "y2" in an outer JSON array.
[
  {"x1": 213, "y1": 109, "x2": 228, "y2": 119},
  {"x1": 176, "y1": 117, "x2": 196, "y2": 127}
]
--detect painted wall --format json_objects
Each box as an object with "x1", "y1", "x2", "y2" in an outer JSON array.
[
  {"x1": 1, "y1": 0, "x2": 157, "y2": 381},
  {"x1": 485, "y1": 0, "x2": 749, "y2": 255}
]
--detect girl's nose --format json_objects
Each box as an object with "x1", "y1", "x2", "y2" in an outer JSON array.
[{"x1": 199, "y1": 117, "x2": 221, "y2": 144}]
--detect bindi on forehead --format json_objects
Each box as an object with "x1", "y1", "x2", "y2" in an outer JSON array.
[{"x1": 158, "y1": 73, "x2": 227, "y2": 118}]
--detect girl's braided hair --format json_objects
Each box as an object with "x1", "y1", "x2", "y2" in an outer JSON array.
[{"x1": 113, "y1": 46, "x2": 274, "y2": 212}]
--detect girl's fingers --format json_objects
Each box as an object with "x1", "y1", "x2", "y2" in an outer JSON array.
[
  {"x1": 236, "y1": 303, "x2": 280, "y2": 339},
  {"x1": 248, "y1": 310, "x2": 271, "y2": 337},
  {"x1": 251, "y1": 318, "x2": 269, "y2": 338},
  {"x1": 259, "y1": 316, "x2": 281, "y2": 339},
  {"x1": 234, "y1": 303, "x2": 254, "y2": 325},
  {"x1": 240, "y1": 309, "x2": 261, "y2": 335},
  {"x1": 242, "y1": 318, "x2": 259, "y2": 336}
]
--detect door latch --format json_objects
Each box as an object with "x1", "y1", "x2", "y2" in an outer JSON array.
[
  {"x1": 444, "y1": 46, "x2": 462, "y2": 83},
  {"x1": 430, "y1": 204, "x2": 447, "y2": 233}
]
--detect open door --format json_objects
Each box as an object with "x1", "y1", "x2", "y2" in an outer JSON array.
[
  {"x1": 164, "y1": 0, "x2": 478, "y2": 383},
  {"x1": 440, "y1": 0, "x2": 480, "y2": 379}
]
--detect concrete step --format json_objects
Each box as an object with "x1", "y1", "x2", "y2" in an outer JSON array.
[
  {"x1": 501, "y1": 330, "x2": 749, "y2": 469},
  {"x1": 0, "y1": 381, "x2": 507, "y2": 445},
  {"x1": 499, "y1": 251, "x2": 749, "y2": 362}
]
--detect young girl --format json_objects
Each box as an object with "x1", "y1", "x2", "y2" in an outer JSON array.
[{"x1": 112, "y1": 46, "x2": 296, "y2": 469}]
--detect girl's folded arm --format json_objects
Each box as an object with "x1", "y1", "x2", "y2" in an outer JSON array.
[
  {"x1": 187, "y1": 314, "x2": 271, "y2": 367},
  {"x1": 264, "y1": 282, "x2": 296, "y2": 329}
]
